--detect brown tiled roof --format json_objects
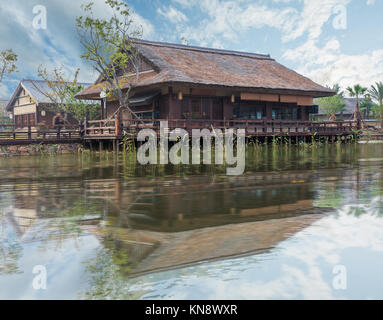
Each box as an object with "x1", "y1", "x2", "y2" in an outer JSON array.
[{"x1": 76, "y1": 40, "x2": 334, "y2": 99}]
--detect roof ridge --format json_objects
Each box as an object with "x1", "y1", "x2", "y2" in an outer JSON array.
[
  {"x1": 21, "y1": 78, "x2": 92, "y2": 85},
  {"x1": 133, "y1": 39, "x2": 273, "y2": 60}
]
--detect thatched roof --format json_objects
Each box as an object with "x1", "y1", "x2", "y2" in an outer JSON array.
[
  {"x1": 76, "y1": 40, "x2": 334, "y2": 99},
  {"x1": 6, "y1": 79, "x2": 92, "y2": 111}
]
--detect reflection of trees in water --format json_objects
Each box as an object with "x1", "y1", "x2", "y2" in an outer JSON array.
[
  {"x1": 341, "y1": 198, "x2": 383, "y2": 218},
  {"x1": 0, "y1": 211, "x2": 23, "y2": 275},
  {"x1": 315, "y1": 185, "x2": 344, "y2": 209},
  {"x1": 35, "y1": 200, "x2": 103, "y2": 251},
  {"x1": 80, "y1": 239, "x2": 134, "y2": 300},
  {"x1": 0, "y1": 239, "x2": 23, "y2": 275}
]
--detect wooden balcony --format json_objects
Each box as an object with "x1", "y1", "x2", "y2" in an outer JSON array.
[
  {"x1": 117, "y1": 119, "x2": 359, "y2": 137},
  {"x1": 0, "y1": 119, "x2": 360, "y2": 145}
]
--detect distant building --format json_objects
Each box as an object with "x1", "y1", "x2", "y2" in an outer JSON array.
[
  {"x1": 6, "y1": 79, "x2": 91, "y2": 129},
  {"x1": 313, "y1": 97, "x2": 366, "y2": 121}
]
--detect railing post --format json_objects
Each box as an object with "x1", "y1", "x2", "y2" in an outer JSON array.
[
  {"x1": 115, "y1": 115, "x2": 120, "y2": 136},
  {"x1": 28, "y1": 126, "x2": 31, "y2": 140},
  {"x1": 83, "y1": 118, "x2": 87, "y2": 138}
]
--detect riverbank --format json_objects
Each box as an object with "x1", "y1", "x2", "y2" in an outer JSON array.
[{"x1": 0, "y1": 143, "x2": 82, "y2": 156}]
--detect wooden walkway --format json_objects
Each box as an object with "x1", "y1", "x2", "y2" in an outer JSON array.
[
  {"x1": 0, "y1": 124, "x2": 82, "y2": 145},
  {"x1": 0, "y1": 119, "x2": 363, "y2": 145},
  {"x1": 84, "y1": 119, "x2": 360, "y2": 139}
]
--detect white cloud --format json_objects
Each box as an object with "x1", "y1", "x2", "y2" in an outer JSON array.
[
  {"x1": 283, "y1": 38, "x2": 383, "y2": 89},
  {"x1": 157, "y1": 6, "x2": 189, "y2": 23},
  {"x1": 0, "y1": 0, "x2": 155, "y2": 97},
  {"x1": 171, "y1": 0, "x2": 197, "y2": 8},
  {"x1": 179, "y1": 0, "x2": 351, "y2": 46},
  {"x1": 367, "y1": 0, "x2": 376, "y2": 5}
]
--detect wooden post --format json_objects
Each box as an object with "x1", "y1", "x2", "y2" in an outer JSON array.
[
  {"x1": 83, "y1": 119, "x2": 87, "y2": 138},
  {"x1": 28, "y1": 126, "x2": 31, "y2": 140},
  {"x1": 115, "y1": 114, "x2": 121, "y2": 137}
]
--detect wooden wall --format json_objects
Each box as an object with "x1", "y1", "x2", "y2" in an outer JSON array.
[{"x1": 104, "y1": 86, "x2": 314, "y2": 122}]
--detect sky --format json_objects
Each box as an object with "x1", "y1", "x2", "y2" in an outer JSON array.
[{"x1": 0, "y1": 0, "x2": 383, "y2": 99}]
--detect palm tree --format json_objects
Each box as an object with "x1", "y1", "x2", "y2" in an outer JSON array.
[
  {"x1": 369, "y1": 82, "x2": 383, "y2": 106},
  {"x1": 332, "y1": 83, "x2": 345, "y2": 99},
  {"x1": 369, "y1": 82, "x2": 383, "y2": 122},
  {"x1": 347, "y1": 84, "x2": 367, "y2": 126}
]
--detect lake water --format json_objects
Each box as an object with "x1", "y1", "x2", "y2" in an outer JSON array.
[{"x1": 1, "y1": 144, "x2": 383, "y2": 299}]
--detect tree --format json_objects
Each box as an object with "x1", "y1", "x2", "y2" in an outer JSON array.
[
  {"x1": 76, "y1": 0, "x2": 143, "y2": 121},
  {"x1": 332, "y1": 83, "x2": 345, "y2": 99},
  {"x1": 346, "y1": 84, "x2": 367, "y2": 124},
  {"x1": 32, "y1": 65, "x2": 100, "y2": 122},
  {"x1": 0, "y1": 49, "x2": 17, "y2": 83},
  {"x1": 316, "y1": 95, "x2": 346, "y2": 120},
  {"x1": 360, "y1": 96, "x2": 375, "y2": 119},
  {"x1": 369, "y1": 82, "x2": 383, "y2": 121}
]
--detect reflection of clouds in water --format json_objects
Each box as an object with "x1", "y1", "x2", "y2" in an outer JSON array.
[
  {"x1": 285, "y1": 197, "x2": 383, "y2": 265},
  {"x1": 127, "y1": 198, "x2": 383, "y2": 300}
]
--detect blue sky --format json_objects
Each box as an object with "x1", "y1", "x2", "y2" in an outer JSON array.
[{"x1": 1, "y1": 0, "x2": 383, "y2": 99}]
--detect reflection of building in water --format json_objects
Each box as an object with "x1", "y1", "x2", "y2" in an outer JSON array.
[
  {"x1": 2, "y1": 181, "x2": 99, "y2": 241},
  {"x1": 4, "y1": 207, "x2": 37, "y2": 240},
  {"x1": 109, "y1": 172, "x2": 317, "y2": 232},
  {"x1": 91, "y1": 212, "x2": 323, "y2": 277},
  {"x1": 81, "y1": 171, "x2": 326, "y2": 276}
]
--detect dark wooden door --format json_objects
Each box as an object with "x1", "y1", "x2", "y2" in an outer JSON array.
[{"x1": 212, "y1": 98, "x2": 223, "y2": 120}]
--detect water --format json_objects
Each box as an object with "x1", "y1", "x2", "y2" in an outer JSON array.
[{"x1": 1, "y1": 144, "x2": 383, "y2": 299}]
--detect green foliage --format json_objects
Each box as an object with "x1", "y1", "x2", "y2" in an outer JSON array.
[
  {"x1": 0, "y1": 49, "x2": 17, "y2": 83},
  {"x1": 35, "y1": 66, "x2": 100, "y2": 121},
  {"x1": 369, "y1": 82, "x2": 383, "y2": 120},
  {"x1": 372, "y1": 105, "x2": 383, "y2": 121},
  {"x1": 347, "y1": 84, "x2": 368, "y2": 98},
  {"x1": 76, "y1": 0, "x2": 143, "y2": 120},
  {"x1": 360, "y1": 96, "x2": 376, "y2": 118},
  {"x1": 316, "y1": 94, "x2": 346, "y2": 117},
  {"x1": 331, "y1": 83, "x2": 345, "y2": 98},
  {"x1": 369, "y1": 82, "x2": 383, "y2": 106},
  {"x1": 66, "y1": 85, "x2": 101, "y2": 121}
]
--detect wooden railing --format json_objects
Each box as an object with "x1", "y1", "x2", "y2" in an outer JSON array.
[
  {"x1": 0, "y1": 118, "x2": 359, "y2": 143},
  {"x1": 119, "y1": 119, "x2": 358, "y2": 136},
  {"x1": 0, "y1": 124, "x2": 82, "y2": 143},
  {"x1": 84, "y1": 119, "x2": 120, "y2": 138}
]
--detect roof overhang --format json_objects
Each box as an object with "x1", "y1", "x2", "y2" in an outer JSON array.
[{"x1": 76, "y1": 81, "x2": 335, "y2": 101}]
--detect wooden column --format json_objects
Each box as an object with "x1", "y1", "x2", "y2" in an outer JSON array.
[{"x1": 266, "y1": 102, "x2": 273, "y2": 120}]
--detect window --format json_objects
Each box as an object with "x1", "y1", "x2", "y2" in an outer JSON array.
[
  {"x1": 181, "y1": 100, "x2": 189, "y2": 119},
  {"x1": 202, "y1": 99, "x2": 211, "y2": 119},
  {"x1": 180, "y1": 98, "x2": 220, "y2": 120},
  {"x1": 272, "y1": 106, "x2": 299, "y2": 120},
  {"x1": 212, "y1": 99, "x2": 223, "y2": 119},
  {"x1": 191, "y1": 99, "x2": 201, "y2": 119},
  {"x1": 234, "y1": 104, "x2": 265, "y2": 120}
]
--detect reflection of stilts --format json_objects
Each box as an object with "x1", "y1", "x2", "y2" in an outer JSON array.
[{"x1": 84, "y1": 178, "x2": 156, "y2": 261}]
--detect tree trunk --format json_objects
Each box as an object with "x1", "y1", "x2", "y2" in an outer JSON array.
[{"x1": 353, "y1": 96, "x2": 361, "y2": 129}]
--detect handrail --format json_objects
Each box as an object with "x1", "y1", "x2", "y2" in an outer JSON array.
[{"x1": 0, "y1": 119, "x2": 359, "y2": 141}]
